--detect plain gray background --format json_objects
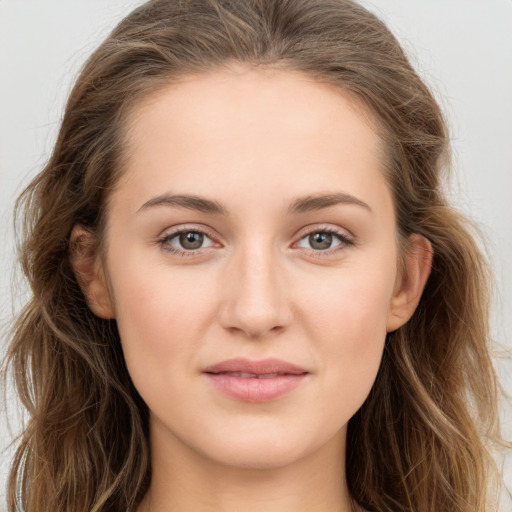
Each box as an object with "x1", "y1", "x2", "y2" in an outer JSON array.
[{"x1": 1, "y1": 0, "x2": 511, "y2": 507}]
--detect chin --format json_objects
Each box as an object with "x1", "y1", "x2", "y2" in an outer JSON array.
[
  {"x1": 190, "y1": 422, "x2": 344, "y2": 472},
  {"x1": 203, "y1": 440, "x2": 307, "y2": 470}
]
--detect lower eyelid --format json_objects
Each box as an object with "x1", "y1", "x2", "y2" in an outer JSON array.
[
  {"x1": 299, "y1": 230, "x2": 352, "y2": 244},
  {"x1": 157, "y1": 226, "x2": 221, "y2": 254},
  {"x1": 157, "y1": 226, "x2": 353, "y2": 256}
]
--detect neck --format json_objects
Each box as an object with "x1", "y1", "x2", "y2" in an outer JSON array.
[{"x1": 139, "y1": 420, "x2": 354, "y2": 512}]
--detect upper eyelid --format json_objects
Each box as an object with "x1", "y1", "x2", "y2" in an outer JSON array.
[
  {"x1": 157, "y1": 223, "x2": 354, "y2": 248},
  {"x1": 160, "y1": 224, "x2": 218, "y2": 239},
  {"x1": 292, "y1": 225, "x2": 356, "y2": 255},
  {"x1": 158, "y1": 226, "x2": 219, "y2": 256},
  {"x1": 157, "y1": 225, "x2": 221, "y2": 252},
  {"x1": 295, "y1": 224, "x2": 354, "y2": 240}
]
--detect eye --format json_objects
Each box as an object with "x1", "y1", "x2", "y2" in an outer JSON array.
[
  {"x1": 159, "y1": 229, "x2": 216, "y2": 253},
  {"x1": 296, "y1": 229, "x2": 353, "y2": 252}
]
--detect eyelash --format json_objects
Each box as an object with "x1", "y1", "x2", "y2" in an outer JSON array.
[
  {"x1": 296, "y1": 226, "x2": 355, "y2": 257},
  {"x1": 157, "y1": 225, "x2": 354, "y2": 257},
  {"x1": 158, "y1": 225, "x2": 219, "y2": 257}
]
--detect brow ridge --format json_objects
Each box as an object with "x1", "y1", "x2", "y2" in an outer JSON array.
[
  {"x1": 138, "y1": 194, "x2": 228, "y2": 215},
  {"x1": 138, "y1": 191, "x2": 371, "y2": 216},
  {"x1": 288, "y1": 192, "x2": 372, "y2": 214}
]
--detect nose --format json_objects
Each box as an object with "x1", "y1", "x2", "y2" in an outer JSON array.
[{"x1": 218, "y1": 242, "x2": 292, "y2": 339}]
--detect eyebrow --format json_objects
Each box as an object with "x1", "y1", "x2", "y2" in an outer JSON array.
[
  {"x1": 287, "y1": 192, "x2": 372, "y2": 214},
  {"x1": 138, "y1": 194, "x2": 229, "y2": 215},
  {"x1": 137, "y1": 191, "x2": 371, "y2": 216}
]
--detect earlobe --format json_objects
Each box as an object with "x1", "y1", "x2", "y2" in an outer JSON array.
[
  {"x1": 386, "y1": 234, "x2": 432, "y2": 332},
  {"x1": 70, "y1": 225, "x2": 115, "y2": 319}
]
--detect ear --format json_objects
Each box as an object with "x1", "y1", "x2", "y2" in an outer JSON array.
[
  {"x1": 386, "y1": 234, "x2": 432, "y2": 332},
  {"x1": 70, "y1": 225, "x2": 115, "y2": 319}
]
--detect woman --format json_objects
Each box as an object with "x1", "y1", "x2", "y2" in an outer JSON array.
[{"x1": 2, "y1": 0, "x2": 505, "y2": 511}]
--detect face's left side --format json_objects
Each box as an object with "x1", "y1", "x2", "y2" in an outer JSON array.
[{"x1": 71, "y1": 66, "x2": 431, "y2": 474}]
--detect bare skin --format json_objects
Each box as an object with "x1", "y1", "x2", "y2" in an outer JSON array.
[{"x1": 73, "y1": 66, "x2": 431, "y2": 512}]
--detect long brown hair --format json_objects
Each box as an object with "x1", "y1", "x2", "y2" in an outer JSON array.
[{"x1": 3, "y1": 0, "x2": 504, "y2": 510}]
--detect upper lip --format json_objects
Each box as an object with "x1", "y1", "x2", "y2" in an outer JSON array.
[{"x1": 203, "y1": 358, "x2": 309, "y2": 375}]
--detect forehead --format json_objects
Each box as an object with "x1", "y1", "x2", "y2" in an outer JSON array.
[
  {"x1": 123, "y1": 66, "x2": 381, "y2": 156},
  {"x1": 115, "y1": 66, "x2": 390, "y2": 216}
]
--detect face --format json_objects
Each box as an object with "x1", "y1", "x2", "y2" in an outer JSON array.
[{"x1": 77, "y1": 67, "x2": 429, "y2": 471}]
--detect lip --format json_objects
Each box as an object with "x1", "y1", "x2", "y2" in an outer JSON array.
[{"x1": 203, "y1": 358, "x2": 309, "y2": 403}]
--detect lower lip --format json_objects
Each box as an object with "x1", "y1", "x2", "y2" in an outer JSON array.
[{"x1": 204, "y1": 373, "x2": 308, "y2": 403}]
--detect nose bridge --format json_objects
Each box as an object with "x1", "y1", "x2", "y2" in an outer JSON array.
[{"x1": 220, "y1": 236, "x2": 290, "y2": 338}]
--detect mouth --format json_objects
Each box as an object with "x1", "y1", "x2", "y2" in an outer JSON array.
[
  {"x1": 202, "y1": 358, "x2": 309, "y2": 403},
  {"x1": 210, "y1": 371, "x2": 295, "y2": 379}
]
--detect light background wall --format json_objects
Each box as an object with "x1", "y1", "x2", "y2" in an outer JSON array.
[{"x1": 1, "y1": 0, "x2": 511, "y2": 508}]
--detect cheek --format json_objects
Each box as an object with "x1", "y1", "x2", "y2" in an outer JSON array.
[
  {"x1": 298, "y1": 262, "x2": 395, "y2": 406},
  {"x1": 301, "y1": 262, "x2": 395, "y2": 345},
  {"x1": 107, "y1": 261, "x2": 218, "y2": 394}
]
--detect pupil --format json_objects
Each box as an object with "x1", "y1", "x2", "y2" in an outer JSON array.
[
  {"x1": 179, "y1": 232, "x2": 204, "y2": 250},
  {"x1": 309, "y1": 232, "x2": 332, "y2": 250}
]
